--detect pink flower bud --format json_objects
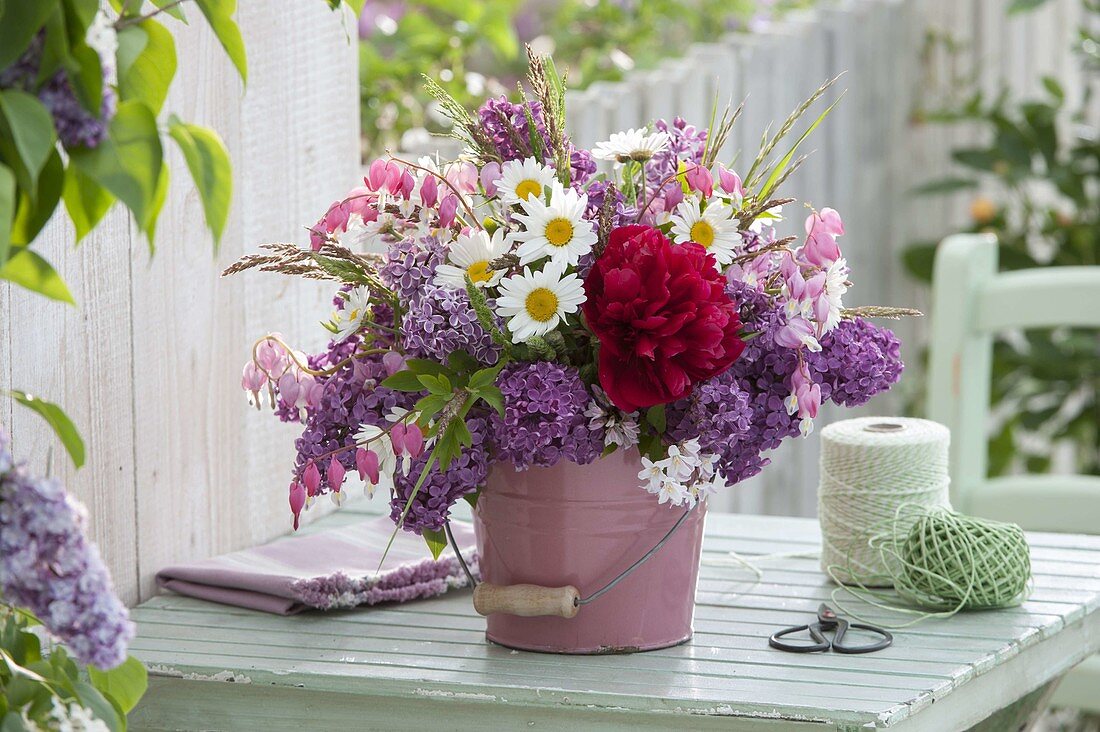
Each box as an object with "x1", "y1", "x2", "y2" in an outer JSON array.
[
  {"x1": 356, "y1": 448, "x2": 380, "y2": 484},
  {"x1": 256, "y1": 338, "x2": 287, "y2": 374},
  {"x1": 480, "y1": 162, "x2": 502, "y2": 196},
  {"x1": 302, "y1": 461, "x2": 321, "y2": 497},
  {"x1": 382, "y1": 351, "x2": 406, "y2": 377},
  {"x1": 403, "y1": 424, "x2": 424, "y2": 459},
  {"x1": 439, "y1": 195, "x2": 459, "y2": 228},
  {"x1": 685, "y1": 164, "x2": 713, "y2": 197},
  {"x1": 399, "y1": 170, "x2": 416, "y2": 199},
  {"x1": 419, "y1": 175, "x2": 439, "y2": 208},
  {"x1": 367, "y1": 159, "x2": 390, "y2": 190},
  {"x1": 664, "y1": 182, "x2": 684, "y2": 210},
  {"x1": 390, "y1": 423, "x2": 407, "y2": 456},
  {"x1": 327, "y1": 456, "x2": 346, "y2": 492},
  {"x1": 289, "y1": 481, "x2": 306, "y2": 530}
]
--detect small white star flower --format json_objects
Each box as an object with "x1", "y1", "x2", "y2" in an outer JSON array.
[
  {"x1": 495, "y1": 261, "x2": 586, "y2": 343},
  {"x1": 331, "y1": 287, "x2": 372, "y2": 341},
  {"x1": 592, "y1": 128, "x2": 670, "y2": 163},
  {"x1": 669, "y1": 199, "x2": 742, "y2": 267},
  {"x1": 495, "y1": 157, "x2": 558, "y2": 205},
  {"x1": 510, "y1": 184, "x2": 597, "y2": 267},
  {"x1": 821, "y1": 257, "x2": 850, "y2": 335},
  {"x1": 433, "y1": 229, "x2": 510, "y2": 289}
]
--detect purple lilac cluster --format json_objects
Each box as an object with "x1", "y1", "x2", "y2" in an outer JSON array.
[
  {"x1": 391, "y1": 413, "x2": 491, "y2": 533},
  {"x1": 813, "y1": 318, "x2": 904, "y2": 407},
  {"x1": 401, "y1": 285, "x2": 501, "y2": 365},
  {"x1": 490, "y1": 362, "x2": 603, "y2": 470},
  {"x1": 477, "y1": 96, "x2": 595, "y2": 185},
  {"x1": 0, "y1": 34, "x2": 115, "y2": 149},
  {"x1": 379, "y1": 235, "x2": 446, "y2": 303},
  {"x1": 0, "y1": 432, "x2": 134, "y2": 669},
  {"x1": 584, "y1": 179, "x2": 638, "y2": 228},
  {"x1": 646, "y1": 117, "x2": 708, "y2": 190},
  {"x1": 679, "y1": 281, "x2": 903, "y2": 485},
  {"x1": 291, "y1": 336, "x2": 414, "y2": 488}
]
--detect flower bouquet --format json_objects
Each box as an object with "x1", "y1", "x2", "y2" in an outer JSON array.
[{"x1": 227, "y1": 51, "x2": 909, "y2": 652}]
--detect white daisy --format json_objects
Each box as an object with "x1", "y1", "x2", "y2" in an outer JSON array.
[
  {"x1": 821, "y1": 257, "x2": 850, "y2": 335},
  {"x1": 669, "y1": 199, "x2": 742, "y2": 267},
  {"x1": 495, "y1": 261, "x2": 586, "y2": 343},
  {"x1": 330, "y1": 287, "x2": 372, "y2": 341},
  {"x1": 495, "y1": 157, "x2": 558, "y2": 205},
  {"x1": 592, "y1": 128, "x2": 670, "y2": 163},
  {"x1": 510, "y1": 184, "x2": 597, "y2": 266},
  {"x1": 433, "y1": 229, "x2": 510, "y2": 289}
]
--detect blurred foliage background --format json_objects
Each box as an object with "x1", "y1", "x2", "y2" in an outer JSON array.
[
  {"x1": 905, "y1": 0, "x2": 1099, "y2": 478},
  {"x1": 357, "y1": 0, "x2": 781, "y2": 156}
]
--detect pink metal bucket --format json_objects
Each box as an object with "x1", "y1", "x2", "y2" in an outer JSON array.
[{"x1": 473, "y1": 448, "x2": 708, "y2": 654}]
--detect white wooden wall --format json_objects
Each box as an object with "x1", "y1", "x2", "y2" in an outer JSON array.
[
  {"x1": 0, "y1": 0, "x2": 1084, "y2": 605},
  {"x1": 0, "y1": 3, "x2": 359, "y2": 605}
]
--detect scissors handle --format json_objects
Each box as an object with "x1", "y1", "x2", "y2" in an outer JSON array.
[
  {"x1": 830, "y1": 620, "x2": 893, "y2": 654},
  {"x1": 768, "y1": 623, "x2": 832, "y2": 653}
]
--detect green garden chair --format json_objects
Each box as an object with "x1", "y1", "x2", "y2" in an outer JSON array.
[{"x1": 927, "y1": 232, "x2": 1100, "y2": 712}]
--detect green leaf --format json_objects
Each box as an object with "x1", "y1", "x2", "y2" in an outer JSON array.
[
  {"x1": 422, "y1": 528, "x2": 447, "y2": 560},
  {"x1": 69, "y1": 100, "x2": 163, "y2": 232},
  {"x1": 118, "y1": 21, "x2": 177, "y2": 115},
  {"x1": 646, "y1": 404, "x2": 666, "y2": 432},
  {"x1": 405, "y1": 358, "x2": 448, "y2": 376},
  {"x1": 167, "y1": 117, "x2": 231, "y2": 246},
  {"x1": 901, "y1": 242, "x2": 938, "y2": 284},
  {"x1": 759, "y1": 96, "x2": 841, "y2": 200},
  {"x1": 88, "y1": 657, "x2": 148, "y2": 715},
  {"x1": 72, "y1": 680, "x2": 123, "y2": 732},
  {"x1": 62, "y1": 164, "x2": 115, "y2": 242},
  {"x1": 151, "y1": 0, "x2": 188, "y2": 21},
  {"x1": 1008, "y1": 0, "x2": 1050, "y2": 13},
  {"x1": 195, "y1": 0, "x2": 248, "y2": 83},
  {"x1": 0, "y1": 91, "x2": 58, "y2": 191},
  {"x1": 474, "y1": 384, "x2": 504, "y2": 417},
  {"x1": 467, "y1": 365, "x2": 502, "y2": 391},
  {"x1": 11, "y1": 149, "x2": 63, "y2": 245},
  {"x1": 1041, "y1": 76, "x2": 1064, "y2": 102},
  {"x1": 462, "y1": 489, "x2": 480, "y2": 508},
  {"x1": 414, "y1": 393, "x2": 449, "y2": 420},
  {"x1": 0, "y1": 0, "x2": 59, "y2": 70},
  {"x1": 911, "y1": 177, "x2": 978, "y2": 196},
  {"x1": 381, "y1": 370, "x2": 426, "y2": 392},
  {"x1": 0, "y1": 248, "x2": 75, "y2": 304},
  {"x1": 0, "y1": 163, "x2": 13, "y2": 265},
  {"x1": 10, "y1": 390, "x2": 85, "y2": 468},
  {"x1": 417, "y1": 374, "x2": 451, "y2": 396}
]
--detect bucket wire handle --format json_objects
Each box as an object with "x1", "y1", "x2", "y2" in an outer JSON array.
[{"x1": 452, "y1": 504, "x2": 697, "y2": 618}]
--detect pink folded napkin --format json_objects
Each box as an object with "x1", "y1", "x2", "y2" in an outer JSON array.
[{"x1": 155, "y1": 515, "x2": 478, "y2": 615}]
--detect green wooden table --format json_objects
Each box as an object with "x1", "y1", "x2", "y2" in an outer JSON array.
[{"x1": 128, "y1": 513, "x2": 1100, "y2": 731}]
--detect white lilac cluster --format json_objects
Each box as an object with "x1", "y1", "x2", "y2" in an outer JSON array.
[{"x1": 637, "y1": 439, "x2": 724, "y2": 507}]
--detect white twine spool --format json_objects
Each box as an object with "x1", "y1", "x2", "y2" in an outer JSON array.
[{"x1": 818, "y1": 417, "x2": 951, "y2": 586}]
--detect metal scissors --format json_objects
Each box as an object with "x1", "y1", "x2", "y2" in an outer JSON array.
[{"x1": 769, "y1": 603, "x2": 893, "y2": 654}]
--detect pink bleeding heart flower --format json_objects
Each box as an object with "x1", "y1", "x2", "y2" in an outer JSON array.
[
  {"x1": 296, "y1": 373, "x2": 317, "y2": 408},
  {"x1": 449, "y1": 161, "x2": 479, "y2": 193},
  {"x1": 366, "y1": 159, "x2": 390, "y2": 190},
  {"x1": 419, "y1": 175, "x2": 439, "y2": 208},
  {"x1": 289, "y1": 481, "x2": 306, "y2": 530},
  {"x1": 277, "y1": 372, "x2": 301, "y2": 409},
  {"x1": 801, "y1": 208, "x2": 844, "y2": 267},
  {"x1": 382, "y1": 351, "x2": 406, "y2": 377},
  {"x1": 787, "y1": 366, "x2": 822, "y2": 420},
  {"x1": 356, "y1": 448, "x2": 380, "y2": 484},
  {"x1": 685, "y1": 164, "x2": 713, "y2": 197},
  {"x1": 302, "y1": 461, "x2": 321, "y2": 497},
  {"x1": 439, "y1": 195, "x2": 459, "y2": 227},
  {"x1": 663, "y1": 181, "x2": 684, "y2": 210},
  {"x1": 774, "y1": 317, "x2": 822, "y2": 352},
  {"x1": 241, "y1": 361, "x2": 266, "y2": 392},
  {"x1": 399, "y1": 170, "x2": 416, "y2": 199},
  {"x1": 717, "y1": 165, "x2": 744, "y2": 198},
  {"x1": 479, "y1": 162, "x2": 502, "y2": 196},
  {"x1": 389, "y1": 423, "x2": 407, "y2": 456},
  {"x1": 403, "y1": 424, "x2": 424, "y2": 459},
  {"x1": 256, "y1": 337, "x2": 287, "y2": 374},
  {"x1": 327, "y1": 456, "x2": 346, "y2": 493}
]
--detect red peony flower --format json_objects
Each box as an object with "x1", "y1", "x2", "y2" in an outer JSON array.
[{"x1": 582, "y1": 224, "x2": 746, "y2": 412}]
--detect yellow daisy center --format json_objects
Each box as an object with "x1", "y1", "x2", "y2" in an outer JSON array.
[
  {"x1": 347, "y1": 308, "x2": 360, "y2": 321},
  {"x1": 514, "y1": 179, "x2": 543, "y2": 200},
  {"x1": 690, "y1": 220, "x2": 716, "y2": 248},
  {"x1": 525, "y1": 288, "x2": 559, "y2": 322},
  {"x1": 466, "y1": 260, "x2": 493, "y2": 284},
  {"x1": 545, "y1": 218, "x2": 574, "y2": 247}
]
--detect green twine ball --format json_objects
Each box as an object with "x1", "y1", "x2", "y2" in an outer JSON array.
[{"x1": 894, "y1": 508, "x2": 1031, "y2": 611}]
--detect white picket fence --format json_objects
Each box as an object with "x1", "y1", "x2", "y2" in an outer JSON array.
[{"x1": 1, "y1": 0, "x2": 1085, "y2": 603}]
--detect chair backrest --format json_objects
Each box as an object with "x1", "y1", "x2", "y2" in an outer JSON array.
[{"x1": 926, "y1": 234, "x2": 1100, "y2": 533}]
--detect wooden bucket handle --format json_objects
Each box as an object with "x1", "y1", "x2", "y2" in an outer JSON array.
[{"x1": 472, "y1": 583, "x2": 580, "y2": 618}]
